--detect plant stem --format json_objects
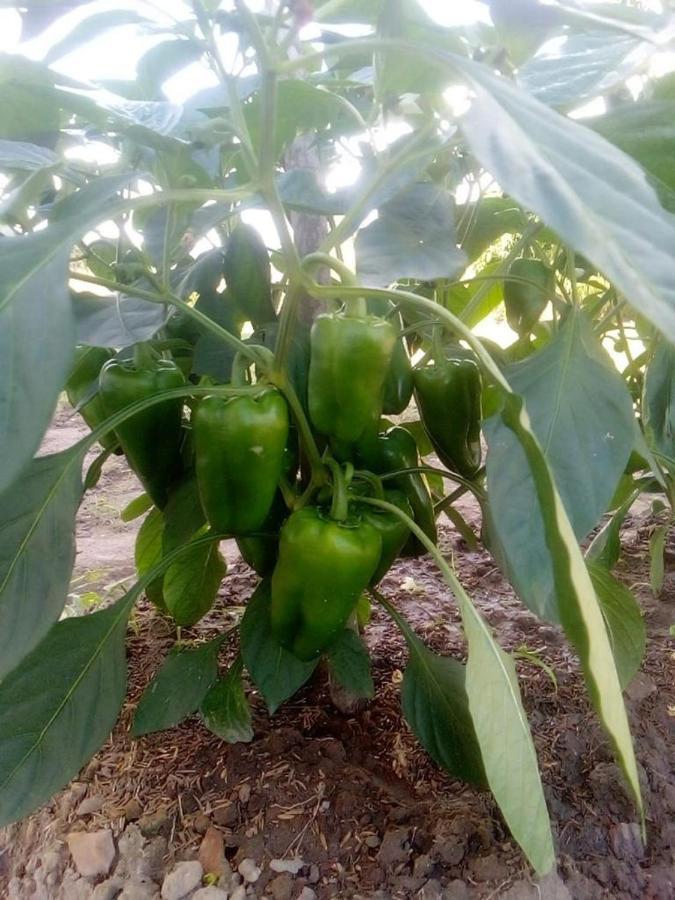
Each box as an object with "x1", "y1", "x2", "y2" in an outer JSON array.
[
  {"x1": 326, "y1": 458, "x2": 348, "y2": 521},
  {"x1": 268, "y1": 370, "x2": 325, "y2": 478}
]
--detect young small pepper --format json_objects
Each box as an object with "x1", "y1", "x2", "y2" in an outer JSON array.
[
  {"x1": 193, "y1": 388, "x2": 289, "y2": 536},
  {"x1": 413, "y1": 351, "x2": 482, "y2": 480},
  {"x1": 99, "y1": 349, "x2": 185, "y2": 508}
]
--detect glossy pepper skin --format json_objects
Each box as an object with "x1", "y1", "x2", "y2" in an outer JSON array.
[
  {"x1": 356, "y1": 489, "x2": 412, "y2": 585},
  {"x1": 99, "y1": 356, "x2": 185, "y2": 508},
  {"x1": 66, "y1": 346, "x2": 118, "y2": 451},
  {"x1": 413, "y1": 354, "x2": 482, "y2": 480},
  {"x1": 504, "y1": 258, "x2": 553, "y2": 336},
  {"x1": 236, "y1": 491, "x2": 288, "y2": 576},
  {"x1": 357, "y1": 426, "x2": 437, "y2": 558},
  {"x1": 193, "y1": 389, "x2": 289, "y2": 536},
  {"x1": 270, "y1": 507, "x2": 382, "y2": 660},
  {"x1": 368, "y1": 299, "x2": 413, "y2": 415},
  {"x1": 308, "y1": 312, "x2": 396, "y2": 445}
]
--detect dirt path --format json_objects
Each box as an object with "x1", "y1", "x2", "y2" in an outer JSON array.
[{"x1": 1, "y1": 411, "x2": 673, "y2": 899}]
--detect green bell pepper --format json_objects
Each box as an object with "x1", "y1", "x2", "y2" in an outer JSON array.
[
  {"x1": 504, "y1": 258, "x2": 553, "y2": 336},
  {"x1": 413, "y1": 351, "x2": 482, "y2": 480},
  {"x1": 99, "y1": 351, "x2": 186, "y2": 508},
  {"x1": 65, "y1": 345, "x2": 118, "y2": 451},
  {"x1": 193, "y1": 388, "x2": 289, "y2": 536},
  {"x1": 356, "y1": 489, "x2": 412, "y2": 584},
  {"x1": 357, "y1": 426, "x2": 437, "y2": 558},
  {"x1": 270, "y1": 506, "x2": 382, "y2": 660},
  {"x1": 308, "y1": 310, "x2": 396, "y2": 445},
  {"x1": 236, "y1": 491, "x2": 288, "y2": 576}
]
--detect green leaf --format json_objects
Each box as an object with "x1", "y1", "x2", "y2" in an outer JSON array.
[
  {"x1": 356, "y1": 183, "x2": 466, "y2": 287},
  {"x1": 44, "y1": 10, "x2": 149, "y2": 64},
  {"x1": 223, "y1": 223, "x2": 275, "y2": 327},
  {"x1": 643, "y1": 338, "x2": 675, "y2": 458},
  {"x1": 585, "y1": 489, "x2": 639, "y2": 570},
  {"x1": 484, "y1": 311, "x2": 635, "y2": 622},
  {"x1": 0, "y1": 138, "x2": 59, "y2": 172},
  {"x1": 588, "y1": 564, "x2": 646, "y2": 691},
  {"x1": 649, "y1": 524, "x2": 667, "y2": 597},
  {"x1": 120, "y1": 493, "x2": 153, "y2": 523},
  {"x1": 132, "y1": 636, "x2": 222, "y2": 737},
  {"x1": 200, "y1": 656, "x2": 253, "y2": 744},
  {"x1": 326, "y1": 630, "x2": 374, "y2": 700},
  {"x1": 499, "y1": 392, "x2": 643, "y2": 825},
  {"x1": 0, "y1": 173, "x2": 136, "y2": 492},
  {"x1": 135, "y1": 506, "x2": 165, "y2": 610},
  {"x1": 162, "y1": 475, "x2": 206, "y2": 553},
  {"x1": 460, "y1": 596, "x2": 555, "y2": 875},
  {"x1": 460, "y1": 196, "x2": 524, "y2": 263},
  {"x1": 518, "y1": 31, "x2": 649, "y2": 109},
  {"x1": 0, "y1": 447, "x2": 84, "y2": 681},
  {"x1": 135, "y1": 38, "x2": 204, "y2": 99},
  {"x1": 456, "y1": 53, "x2": 675, "y2": 344},
  {"x1": 163, "y1": 540, "x2": 226, "y2": 627},
  {"x1": 401, "y1": 631, "x2": 486, "y2": 788},
  {"x1": 0, "y1": 594, "x2": 132, "y2": 827},
  {"x1": 240, "y1": 580, "x2": 318, "y2": 714},
  {"x1": 72, "y1": 291, "x2": 168, "y2": 347},
  {"x1": 0, "y1": 54, "x2": 59, "y2": 145}
]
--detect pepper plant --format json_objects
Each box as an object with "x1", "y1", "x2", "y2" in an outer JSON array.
[{"x1": 1, "y1": 0, "x2": 674, "y2": 875}]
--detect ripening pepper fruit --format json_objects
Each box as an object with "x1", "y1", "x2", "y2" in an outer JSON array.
[
  {"x1": 99, "y1": 353, "x2": 185, "y2": 508},
  {"x1": 193, "y1": 388, "x2": 289, "y2": 536},
  {"x1": 270, "y1": 507, "x2": 382, "y2": 660},
  {"x1": 236, "y1": 491, "x2": 289, "y2": 576},
  {"x1": 308, "y1": 310, "x2": 397, "y2": 445},
  {"x1": 504, "y1": 258, "x2": 553, "y2": 336},
  {"x1": 356, "y1": 426, "x2": 437, "y2": 558},
  {"x1": 413, "y1": 353, "x2": 482, "y2": 480},
  {"x1": 65, "y1": 345, "x2": 118, "y2": 451},
  {"x1": 356, "y1": 489, "x2": 412, "y2": 585}
]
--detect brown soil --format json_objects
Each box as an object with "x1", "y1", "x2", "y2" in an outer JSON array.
[{"x1": 1, "y1": 410, "x2": 674, "y2": 899}]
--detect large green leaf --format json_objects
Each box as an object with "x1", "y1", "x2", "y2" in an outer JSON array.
[
  {"x1": 0, "y1": 594, "x2": 132, "y2": 827},
  {"x1": 132, "y1": 636, "x2": 222, "y2": 737},
  {"x1": 326, "y1": 629, "x2": 374, "y2": 700},
  {"x1": 163, "y1": 539, "x2": 226, "y2": 628},
  {"x1": 642, "y1": 337, "x2": 675, "y2": 458},
  {"x1": 355, "y1": 183, "x2": 466, "y2": 286},
  {"x1": 484, "y1": 311, "x2": 635, "y2": 622},
  {"x1": 518, "y1": 31, "x2": 649, "y2": 109},
  {"x1": 0, "y1": 446, "x2": 84, "y2": 681},
  {"x1": 499, "y1": 392, "x2": 642, "y2": 822},
  {"x1": 588, "y1": 564, "x2": 645, "y2": 691},
  {"x1": 0, "y1": 138, "x2": 59, "y2": 172},
  {"x1": 0, "y1": 174, "x2": 136, "y2": 491},
  {"x1": 400, "y1": 633, "x2": 485, "y2": 787},
  {"x1": 200, "y1": 656, "x2": 254, "y2": 744},
  {"x1": 71, "y1": 292, "x2": 168, "y2": 347},
  {"x1": 456, "y1": 54, "x2": 675, "y2": 344},
  {"x1": 44, "y1": 10, "x2": 149, "y2": 64},
  {"x1": 240, "y1": 580, "x2": 317, "y2": 714},
  {"x1": 461, "y1": 596, "x2": 554, "y2": 875}
]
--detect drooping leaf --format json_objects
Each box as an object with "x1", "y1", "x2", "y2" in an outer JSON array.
[
  {"x1": 460, "y1": 595, "x2": 555, "y2": 875},
  {"x1": 132, "y1": 636, "x2": 222, "y2": 737},
  {"x1": 200, "y1": 656, "x2": 254, "y2": 744},
  {"x1": 120, "y1": 493, "x2": 153, "y2": 523},
  {"x1": 643, "y1": 338, "x2": 675, "y2": 458},
  {"x1": 163, "y1": 539, "x2": 226, "y2": 627},
  {"x1": 498, "y1": 391, "x2": 642, "y2": 824},
  {"x1": 355, "y1": 183, "x2": 466, "y2": 286},
  {"x1": 326, "y1": 630, "x2": 374, "y2": 699},
  {"x1": 0, "y1": 594, "x2": 132, "y2": 827},
  {"x1": 0, "y1": 446, "x2": 84, "y2": 681},
  {"x1": 134, "y1": 507, "x2": 166, "y2": 611},
  {"x1": 457, "y1": 54, "x2": 675, "y2": 344},
  {"x1": 240, "y1": 580, "x2": 318, "y2": 714},
  {"x1": 484, "y1": 311, "x2": 635, "y2": 621},
  {"x1": 401, "y1": 633, "x2": 486, "y2": 787},
  {"x1": 588, "y1": 564, "x2": 646, "y2": 691}
]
